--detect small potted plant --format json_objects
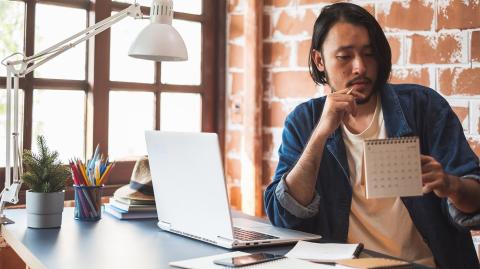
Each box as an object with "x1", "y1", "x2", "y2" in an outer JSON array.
[{"x1": 23, "y1": 135, "x2": 70, "y2": 228}]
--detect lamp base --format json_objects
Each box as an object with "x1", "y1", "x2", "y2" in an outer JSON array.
[{"x1": 0, "y1": 215, "x2": 15, "y2": 225}]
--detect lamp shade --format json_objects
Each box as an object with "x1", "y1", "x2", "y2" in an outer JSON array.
[
  {"x1": 128, "y1": 0, "x2": 188, "y2": 62},
  {"x1": 128, "y1": 23, "x2": 188, "y2": 62}
]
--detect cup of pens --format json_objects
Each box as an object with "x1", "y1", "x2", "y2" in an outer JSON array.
[
  {"x1": 69, "y1": 147, "x2": 114, "y2": 221},
  {"x1": 73, "y1": 185, "x2": 103, "y2": 221}
]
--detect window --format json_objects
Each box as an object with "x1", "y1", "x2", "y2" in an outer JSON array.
[
  {"x1": 32, "y1": 90, "x2": 85, "y2": 163},
  {"x1": 108, "y1": 91, "x2": 155, "y2": 159},
  {"x1": 35, "y1": 4, "x2": 86, "y2": 80},
  {"x1": 0, "y1": 0, "x2": 225, "y2": 202},
  {"x1": 0, "y1": 1, "x2": 25, "y2": 78},
  {"x1": 160, "y1": 92, "x2": 202, "y2": 132},
  {"x1": 0, "y1": 0, "x2": 25, "y2": 166}
]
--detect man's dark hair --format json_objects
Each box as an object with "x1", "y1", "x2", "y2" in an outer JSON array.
[{"x1": 308, "y1": 2, "x2": 391, "y2": 89}]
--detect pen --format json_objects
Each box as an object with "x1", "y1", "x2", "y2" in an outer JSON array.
[{"x1": 316, "y1": 261, "x2": 337, "y2": 266}]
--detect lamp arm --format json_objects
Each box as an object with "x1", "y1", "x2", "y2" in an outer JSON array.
[
  {"x1": 5, "y1": 3, "x2": 143, "y2": 77},
  {"x1": 0, "y1": 3, "x2": 143, "y2": 225}
]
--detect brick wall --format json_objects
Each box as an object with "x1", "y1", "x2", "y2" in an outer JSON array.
[{"x1": 225, "y1": 0, "x2": 480, "y2": 214}]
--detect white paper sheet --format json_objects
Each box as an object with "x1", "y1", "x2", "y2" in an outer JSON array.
[{"x1": 285, "y1": 241, "x2": 362, "y2": 263}]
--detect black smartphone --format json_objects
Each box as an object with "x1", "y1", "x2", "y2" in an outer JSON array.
[{"x1": 213, "y1": 253, "x2": 284, "y2": 267}]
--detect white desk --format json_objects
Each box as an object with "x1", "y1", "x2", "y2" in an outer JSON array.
[
  {"x1": 1, "y1": 207, "x2": 431, "y2": 269},
  {"x1": 1, "y1": 208, "x2": 292, "y2": 269}
]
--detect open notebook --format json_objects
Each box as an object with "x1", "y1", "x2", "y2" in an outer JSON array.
[{"x1": 285, "y1": 241, "x2": 363, "y2": 262}]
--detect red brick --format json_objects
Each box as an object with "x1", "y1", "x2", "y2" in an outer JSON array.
[
  {"x1": 361, "y1": 3, "x2": 375, "y2": 17},
  {"x1": 438, "y1": 67, "x2": 480, "y2": 96},
  {"x1": 263, "y1": 132, "x2": 274, "y2": 158},
  {"x1": 226, "y1": 130, "x2": 242, "y2": 154},
  {"x1": 387, "y1": 36, "x2": 401, "y2": 65},
  {"x1": 274, "y1": 9, "x2": 317, "y2": 36},
  {"x1": 272, "y1": 71, "x2": 317, "y2": 98},
  {"x1": 451, "y1": 106, "x2": 469, "y2": 128},
  {"x1": 228, "y1": 44, "x2": 244, "y2": 68},
  {"x1": 390, "y1": 68, "x2": 430, "y2": 87},
  {"x1": 437, "y1": 0, "x2": 480, "y2": 30},
  {"x1": 230, "y1": 72, "x2": 244, "y2": 95},
  {"x1": 377, "y1": 0, "x2": 434, "y2": 31},
  {"x1": 265, "y1": 0, "x2": 293, "y2": 7},
  {"x1": 297, "y1": 39, "x2": 311, "y2": 67},
  {"x1": 263, "y1": 101, "x2": 289, "y2": 127},
  {"x1": 226, "y1": 158, "x2": 242, "y2": 182},
  {"x1": 467, "y1": 138, "x2": 480, "y2": 158},
  {"x1": 472, "y1": 31, "x2": 480, "y2": 62},
  {"x1": 262, "y1": 160, "x2": 278, "y2": 186},
  {"x1": 228, "y1": 96, "x2": 243, "y2": 124},
  {"x1": 229, "y1": 14, "x2": 244, "y2": 40},
  {"x1": 263, "y1": 13, "x2": 271, "y2": 39},
  {"x1": 298, "y1": 0, "x2": 338, "y2": 4},
  {"x1": 264, "y1": 42, "x2": 290, "y2": 67},
  {"x1": 227, "y1": 185, "x2": 242, "y2": 210},
  {"x1": 409, "y1": 33, "x2": 464, "y2": 64}
]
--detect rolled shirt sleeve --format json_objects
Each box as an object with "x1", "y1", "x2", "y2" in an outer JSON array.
[
  {"x1": 447, "y1": 175, "x2": 480, "y2": 229},
  {"x1": 274, "y1": 173, "x2": 320, "y2": 219}
]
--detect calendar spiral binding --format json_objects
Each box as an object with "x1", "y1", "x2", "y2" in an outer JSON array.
[{"x1": 364, "y1": 136, "x2": 418, "y2": 145}]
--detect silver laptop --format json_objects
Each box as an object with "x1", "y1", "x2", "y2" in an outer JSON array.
[{"x1": 145, "y1": 131, "x2": 322, "y2": 249}]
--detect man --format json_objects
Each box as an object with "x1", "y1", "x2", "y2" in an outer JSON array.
[{"x1": 264, "y1": 2, "x2": 480, "y2": 268}]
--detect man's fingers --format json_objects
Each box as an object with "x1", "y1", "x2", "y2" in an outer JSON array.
[
  {"x1": 330, "y1": 94, "x2": 356, "y2": 116},
  {"x1": 422, "y1": 171, "x2": 438, "y2": 184},
  {"x1": 335, "y1": 102, "x2": 355, "y2": 114},
  {"x1": 422, "y1": 183, "x2": 432, "y2": 193},
  {"x1": 336, "y1": 88, "x2": 352, "y2": 94},
  {"x1": 422, "y1": 180, "x2": 442, "y2": 192},
  {"x1": 420, "y1": 154, "x2": 434, "y2": 165},
  {"x1": 421, "y1": 162, "x2": 438, "y2": 173},
  {"x1": 422, "y1": 183, "x2": 433, "y2": 194}
]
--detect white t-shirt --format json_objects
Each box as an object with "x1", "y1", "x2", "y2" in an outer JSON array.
[{"x1": 341, "y1": 95, "x2": 435, "y2": 267}]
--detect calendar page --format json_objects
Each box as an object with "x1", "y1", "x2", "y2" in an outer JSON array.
[{"x1": 363, "y1": 137, "x2": 423, "y2": 199}]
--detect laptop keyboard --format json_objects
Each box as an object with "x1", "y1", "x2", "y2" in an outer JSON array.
[{"x1": 233, "y1": 227, "x2": 279, "y2": 241}]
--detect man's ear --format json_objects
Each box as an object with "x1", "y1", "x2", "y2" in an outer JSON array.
[{"x1": 311, "y1": 49, "x2": 325, "y2": 72}]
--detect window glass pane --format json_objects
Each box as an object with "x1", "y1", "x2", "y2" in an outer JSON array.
[
  {"x1": 161, "y1": 20, "x2": 201, "y2": 85},
  {"x1": 0, "y1": 1, "x2": 25, "y2": 77},
  {"x1": 32, "y1": 90, "x2": 85, "y2": 163},
  {"x1": 109, "y1": 91, "x2": 155, "y2": 159},
  {"x1": 110, "y1": 12, "x2": 155, "y2": 83},
  {"x1": 0, "y1": 89, "x2": 24, "y2": 166},
  {"x1": 174, "y1": 0, "x2": 202, "y2": 15},
  {"x1": 160, "y1": 92, "x2": 201, "y2": 132},
  {"x1": 35, "y1": 4, "x2": 86, "y2": 80}
]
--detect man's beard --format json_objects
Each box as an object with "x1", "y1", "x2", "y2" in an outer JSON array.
[{"x1": 325, "y1": 69, "x2": 376, "y2": 105}]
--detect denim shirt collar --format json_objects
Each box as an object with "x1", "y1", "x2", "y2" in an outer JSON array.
[
  {"x1": 380, "y1": 84, "x2": 414, "y2": 138},
  {"x1": 325, "y1": 84, "x2": 414, "y2": 180}
]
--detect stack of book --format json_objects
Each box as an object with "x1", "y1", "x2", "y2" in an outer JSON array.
[{"x1": 104, "y1": 194, "x2": 157, "y2": 220}]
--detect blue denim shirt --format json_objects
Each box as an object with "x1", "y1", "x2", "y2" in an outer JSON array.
[{"x1": 264, "y1": 83, "x2": 480, "y2": 268}]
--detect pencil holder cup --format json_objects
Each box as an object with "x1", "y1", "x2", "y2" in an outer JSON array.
[{"x1": 74, "y1": 185, "x2": 103, "y2": 221}]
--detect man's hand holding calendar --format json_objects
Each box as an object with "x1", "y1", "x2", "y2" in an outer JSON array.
[{"x1": 421, "y1": 154, "x2": 480, "y2": 214}]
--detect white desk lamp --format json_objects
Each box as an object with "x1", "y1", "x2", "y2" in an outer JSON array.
[{"x1": 0, "y1": 0, "x2": 187, "y2": 224}]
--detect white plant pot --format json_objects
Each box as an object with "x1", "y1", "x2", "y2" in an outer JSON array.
[{"x1": 26, "y1": 190, "x2": 65, "y2": 228}]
